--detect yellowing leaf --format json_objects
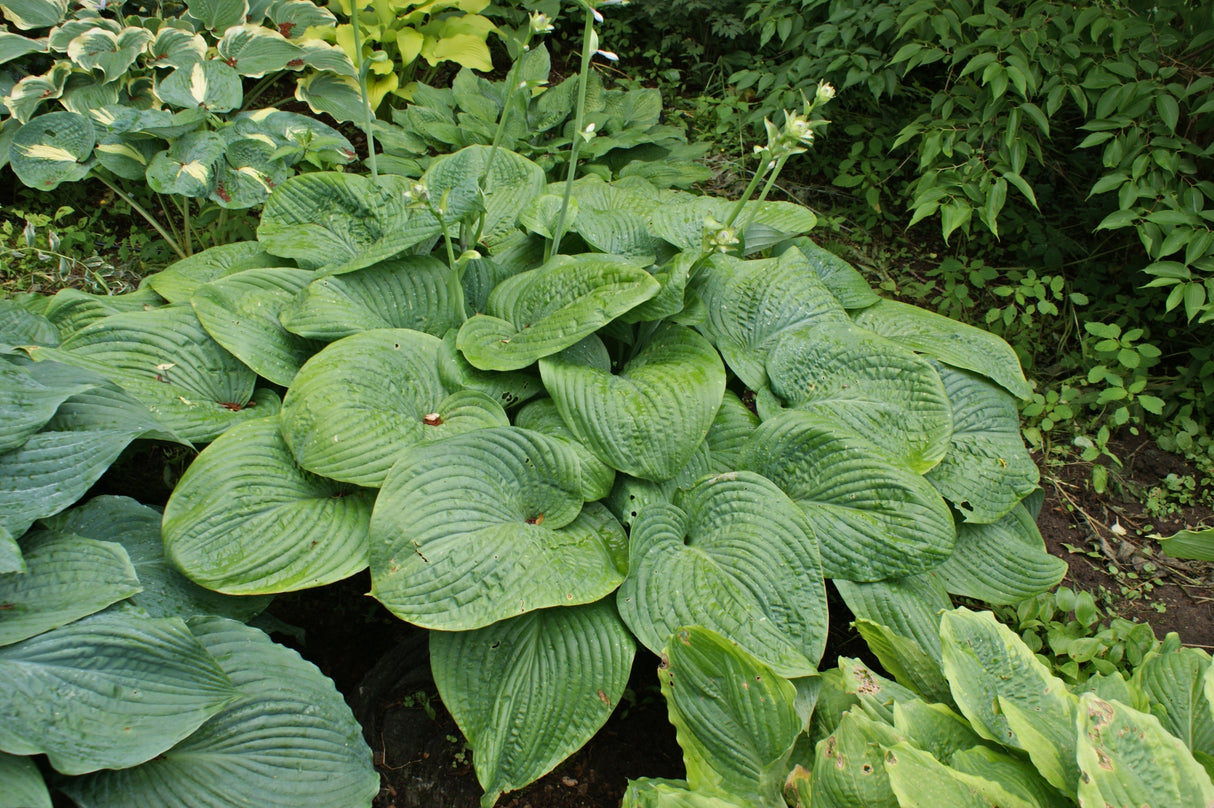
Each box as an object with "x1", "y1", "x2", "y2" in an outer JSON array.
[{"x1": 422, "y1": 32, "x2": 492, "y2": 71}]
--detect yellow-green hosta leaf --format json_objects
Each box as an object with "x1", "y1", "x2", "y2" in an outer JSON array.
[
  {"x1": 761, "y1": 320, "x2": 953, "y2": 473},
  {"x1": 836, "y1": 575, "x2": 950, "y2": 663},
  {"x1": 0, "y1": 752, "x2": 50, "y2": 808},
  {"x1": 156, "y1": 60, "x2": 243, "y2": 113},
  {"x1": 660, "y1": 626, "x2": 800, "y2": 807},
  {"x1": 617, "y1": 472, "x2": 828, "y2": 677},
  {"x1": 704, "y1": 390, "x2": 758, "y2": 474},
  {"x1": 948, "y1": 745, "x2": 1071, "y2": 808},
  {"x1": 430, "y1": 601, "x2": 634, "y2": 807},
  {"x1": 1137, "y1": 646, "x2": 1214, "y2": 756},
  {"x1": 163, "y1": 418, "x2": 373, "y2": 594},
  {"x1": 884, "y1": 742, "x2": 1037, "y2": 808},
  {"x1": 810, "y1": 708, "x2": 903, "y2": 808},
  {"x1": 541, "y1": 324, "x2": 725, "y2": 481},
  {"x1": 890, "y1": 701, "x2": 986, "y2": 762},
  {"x1": 436, "y1": 330, "x2": 543, "y2": 410},
  {"x1": 743, "y1": 411, "x2": 955, "y2": 581},
  {"x1": 66, "y1": 26, "x2": 153, "y2": 81},
  {"x1": 622, "y1": 778, "x2": 749, "y2": 807},
  {"x1": 10, "y1": 110, "x2": 94, "y2": 190},
  {"x1": 369, "y1": 427, "x2": 626, "y2": 630}
]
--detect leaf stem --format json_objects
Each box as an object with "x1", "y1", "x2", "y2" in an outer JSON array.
[
  {"x1": 94, "y1": 176, "x2": 186, "y2": 261},
  {"x1": 351, "y1": 2, "x2": 379, "y2": 179},
  {"x1": 548, "y1": 6, "x2": 596, "y2": 259}
]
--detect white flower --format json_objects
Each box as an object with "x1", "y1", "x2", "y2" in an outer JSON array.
[
  {"x1": 529, "y1": 11, "x2": 555, "y2": 34},
  {"x1": 816, "y1": 80, "x2": 836, "y2": 103}
]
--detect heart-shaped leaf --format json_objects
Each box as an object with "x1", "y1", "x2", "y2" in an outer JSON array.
[
  {"x1": 541, "y1": 324, "x2": 726, "y2": 481},
  {"x1": 430, "y1": 600, "x2": 634, "y2": 806},
  {"x1": 163, "y1": 417, "x2": 374, "y2": 594},
  {"x1": 184, "y1": 0, "x2": 249, "y2": 32},
  {"x1": 146, "y1": 130, "x2": 226, "y2": 198},
  {"x1": 66, "y1": 26, "x2": 153, "y2": 82},
  {"x1": 211, "y1": 136, "x2": 291, "y2": 208},
  {"x1": 515, "y1": 398, "x2": 615, "y2": 502},
  {"x1": 217, "y1": 24, "x2": 303, "y2": 77},
  {"x1": 423, "y1": 145, "x2": 546, "y2": 248},
  {"x1": 617, "y1": 471, "x2": 828, "y2": 677},
  {"x1": 369, "y1": 427, "x2": 626, "y2": 630},
  {"x1": 778, "y1": 238, "x2": 880, "y2": 310},
  {"x1": 934, "y1": 502, "x2": 1066, "y2": 604},
  {"x1": 147, "y1": 27, "x2": 206, "y2": 69},
  {"x1": 157, "y1": 60, "x2": 243, "y2": 113},
  {"x1": 10, "y1": 110, "x2": 94, "y2": 190},
  {"x1": 742, "y1": 410, "x2": 955, "y2": 581}
]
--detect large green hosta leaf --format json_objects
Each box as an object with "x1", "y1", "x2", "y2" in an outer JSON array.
[
  {"x1": 163, "y1": 418, "x2": 373, "y2": 594},
  {"x1": 144, "y1": 241, "x2": 283, "y2": 303},
  {"x1": 660, "y1": 627, "x2": 801, "y2": 808},
  {"x1": 852, "y1": 298, "x2": 1032, "y2": 399},
  {"x1": 743, "y1": 411, "x2": 955, "y2": 581},
  {"x1": 0, "y1": 530, "x2": 140, "y2": 647},
  {"x1": 191, "y1": 267, "x2": 320, "y2": 386},
  {"x1": 0, "y1": 611, "x2": 238, "y2": 775},
  {"x1": 42, "y1": 286, "x2": 165, "y2": 340},
  {"x1": 0, "y1": 752, "x2": 51, "y2": 808},
  {"x1": 41, "y1": 496, "x2": 270, "y2": 621},
  {"x1": 778, "y1": 238, "x2": 880, "y2": 310},
  {"x1": 694, "y1": 249, "x2": 850, "y2": 390},
  {"x1": 430, "y1": 600, "x2": 634, "y2": 807},
  {"x1": 541, "y1": 325, "x2": 725, "y2": 481},
  {"x1": 369, "y1": 427, "x2": 626, "y2": 630},
  {"x1": 1137, "y1": 646, "x2": 1214, "y2": 756},
  {"x1": 515, "y1": 398, "x2": 615, "y2": 502},
  {"x1": 456, "y1": 255, "x2": 660, "y2": 371},
  {"x1": 0, "y1": 355, "x2": 97, "y2": 451},
  {"x1": 0, "y1": 527, "x2": 19, "y2": 575},
  {"x1": 760, "y1": 320, "x2": 952, "y2": 473},
  {"x1": 617, "y1": 472, "x2": 827, "y2": 677},
  {"x1": 278, "y1": 256, "x2": 462, "y2": 340},
  {"x1": 810, "y1": 708, "x2": 903, "y2": 808},
  {"x1": 622, "y1": 779, "x2": 747, "y2": 808},
  {"x1": 927, "y1": 364, "x2": 1038, "y2": 524},
  {"x1": 1076, "y1": 692, "x2": 1214, "y2": 808},
  {"x1": 38, "y1": 303, "x2": 276, "y2": 442},
  {"x1": 648, "y1": 195, "x2": 817, "y2": 255},
  {"x1": 884, "y1": 742, "x2": 1036, "y2": 808},
  {"x1": 423, "y1": 145, "x2": 546, "y2": 248},
  {"x1": 281, "y1": 329, "x2": 506, "y2": 487},
  {"x1": 60, "y1": 616, "x2": 379, "y2": 808},
  {"x1": 834, "y1": 574, "x2": 951, "y2": 663},
  {"x1": 0, "y1": 298, "x2": 60, "y2": 347},
  {"x1": 10, "y1": 110, "x2": 94, "y2": 190}
]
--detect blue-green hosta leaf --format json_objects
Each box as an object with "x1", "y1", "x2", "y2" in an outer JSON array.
[
  {"x1": 281, "y1": 329, "x2": 506, "y2": 486},
  {"x1": 423, "y1": 145, "x2": 546, "y2": 249},
  {"x1": 191, "y1": 268, "x2": 319, "y2": 386},
  {"x1": 835, "y1": 574, "x2": 950, "y2": 663},
  {"x1": 156, "y1": 60, "x2": 243, "y2": 113},
  {"x1": 0, "y1": 0, "x2": 67, "y2": 29},
  {"x1": 778, "y1": 238, "x2": 880, "y2": 310},
  {"x1": 695, "y1": 249, "x2": 850, "y2": 390},
  {"x1": 0, "y1": 298, "x2": 60, "y2": 347},
  {"x1": 660, "y1": 626, "x2": 801, "y2": 807},
  {"x1": 1076, "y1": 692, "x2": 1214, "y2": 808},
  {"x1": 541, "y1": 324, "x2": 725, "y2": 481},
  {"x1": 59, "y1": 616, "x2": 379, "y2": 808},
  {"x1": 93, "y1": 133, "x2": 158, "y2": 180},
  {"x1": 211, "y1": 136, "x2": 291, "y2": 209},
  {"x1": 0, "y1": 32, "x2": 49, "y2": 65},
  {"x1": 604, "y1": 440, "x2": 711, "y2": 530},
  {"x1": 0, "y1": 528, "x2": 19, "y2": 574},
  {"x1": 257, "y1": 171, "x2": 440, "y2": 272},
  {"x1": 704, "y1": 390, "x2": 758, "y2": 474},
  {"x1": 40, "y1": 496, "x2": 270, "y2": 621},
  {"x1": 4, "y1": 62, "x2": 71, "y2": 123},
  {"x1": 617, "y1": 472, "x2": 828, "y2": 677},
  {"x1": 38, "y1": 304, "x2": 275, "y2": 443},
  {"x1": 0, "y1": 379, "x2": 182, "y2": 539},
  {"x1": 649, "y1": 195, "x2": 817, "y2": 254},
  {"x1": 0, "y1": 355, "x2": 97, "y2": 450},
  {"x1": 145, "y1": 241, "x2": 282, "y2": 303},
  {"x1": 10, "y1": 110, "x2": 94, "y2": 190},
  {"x1": 927, "y1": 364, "x2": 1038, "y2": 523},
  {"x1": 66, "y1": 26, "x2": 153, "y2": 82},
  {"x1": 761, "y1": 321, "x2": 952, "y2": 473},
  {"x1": 940, "y1": 607, "x2": 1079, "y2": 794},
  {"x1": 277, "y1": 256, "x2": 462, "y2": 340},
  {"x1": 147, "y1": 27, "x2": 206, "y2": 69},
  {"x1": 457, "y1": 254, "x2": 660, "y2": 371},
  {"x1": 1137, "y1": 646, "x2": 1214, "y2": 756},
  {"x1": 884, "y1": 742, "x2": 1037, "y2": 808},
  {"x1": 369, "y1": 427, "x2": 626, "y2": 630},
  {"x1": 268, "y1": 0, "x2": 337, "y2": 37},
  {"x1": 935, "y1": 501, "x2": 1066, "y2": 604},
  {"x1": 852, "y1": 298, "x2": 1032, "y2": 399},
  {"x1": 184, "y1": 0, "x2": 249, "y2": 33},
  {"x1": 743, "y1": 411, "x2": 955, "y2": 581},
  {"x1": 436, "y1": 330, "x2": 543, "y2": 410},
  {"x1": 42, "y1": 286, "x2": 165, "y2": 340},
  {"x1": 0, "y1": 611, "x2": 238, "y2": 775},
  {"x1": 0, "y1": 752, "x2": 51, "y2": 808},
  {"x1": 163, "y1": 418, "x2": 372, "y2": 594},
  {"x1": 230, "y1": 109, "x2": 355, "y2": 166},
  {"x1": 621, "y1": 778, "x2": 748, "y2": 808},
  {"x1": 293, "y1": 70, "x2": 365, "y2": 123},
  {"x1": 217, "y1": 24, "x2": 303, "y2": 77},
  {"x1": 516, "y1": 398, "x2": 615, "y2": 502},
  {"x1": 146, "y1": 130, "x2": 226, "y2": 198},
  {"x1": 810, "y1": 708, "x2": 903, "y2": 808},
  {"x1": 430, "y1": 601, "x2": 634, "y2": 806},
  {"x1": 0, "y1": 530, "x2": 140, "y2": 647}
]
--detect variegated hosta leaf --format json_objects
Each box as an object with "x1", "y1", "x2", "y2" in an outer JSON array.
[
  {"x1": 144, "y1": 241, "x2": 282, "y2": 303},
  {"x1": 0, "y1": 0, "x2": 68, "y2": 29},
  {"x1": 694, "y1": 249, "x2": 850, "y2": 390},
  {"x1": 40, "y1": 496, "x2": 270, "y2": 621},
  {"x1": 927, "y1": 363, "x2": 1039, "y2": 524},
  {"x1": 146, "y1": 130, "x2": 226, "y2": 198},
  {"x1": 59, "y1": 616, "x2": 379, "y2": 808},
  {"x1": 934, "y1": 501, "x2": 1066, "y2": 604},
  {"x1": 422, "y1": 145, "x2": 546, "y2": 248},
  {"x1": 810, "y1": 708, "x2": 903, "y2": 808},
  {"x1": 293, "y1": 70, "x2": 365, "y2": 124},
  {"x1": 660, "y1": 626, "x2": 801, "y2": 807},
  {"x1": 184, "y1": 0, "x2": 250, "y2": 33},
  {"x1": 515, "y1": 398, "x2": 615, "y2": 502},
  {"x1": 617, "y1": 471, "x2": 828, "y2": 677},
  {"x1": 0, "y1": 530, "x2": 140, "y2": 647},
  {"x1": 648, "y1": 194, "x2": 817, "y2": 255},
  {"x1": 1137, "y1": 646, "x2": 1214, "y2": 756},
  {"x1": 148, "y1": 27, "x2": 207, "y2": 70},
  {"x1": 94, "y1": 133, "x2": 158, "y2": 180},
  {"x1": 217, "y1": 24, "x2": 303, "y2": 77},
  {"x1": 277, "y1": 256, "x2": 462, "y2": 340},
  {"x1": 191, "y1": 268, "x2": 320, "y2": 386},
  {"x1": 0, "y1": 752, "x2": 51, "y2": 808},
  {"x1": 430, "y1": 601, "x2": 634, "y2": 806},
  {"x1": 229, "y1": 109, "x2": 355, "y2": 166},
  {"x1": 37, "y1": 304, "x2": 275, "y2": 443},
  {"x1": 66, "y1": 26, "x2": 153, "y2": 82},
  {"x1": 940, "y1": 607, "x2": 1079, "y2": 795},
  {"x1": 4, "y1": 61, "x2": 72, "y2": 123},
  {"x1": 0, "y1": 611, "x2": 238, "y2": 775},
  {"x1": 852, "y1": 298, "x2": 1032, "y2": 399},
  {"x1": 163, "y1": 418, "x2": 373, "y2": 594},
  {"x1": 835, "y1": 574, "x2": 951, "y2": 663},
  {"x1": 884, "y1": 742, "x2": 1036, "y2": 808},
  {"x1": 269, "y1": 0, "x2": 337, "y2": 38},
  {"x1": 457, "y1": 254, "x2": 660, "y2": 371},
  {"x1": 212, "y1": 136, "x2": 291, "y2": 209},
  {"x1": 743, "y1": 411, "x2": 955, "y2": 581},
  {"x1": 1076, "y1": 692, "x2": 1214, "y2": 808},
  {"x1": 10, "y1": 110, "x2": 94, "y2": 190},
  {"x1": 0, "y1": 355, "x2": 97, "y2": 451},
  {"x1": 281, "y1": 329, "x2": 506, "y2": 486},
  {"x1": 761, "y1": 320, "x2": 953, "y2": 473},
  {"x1": 369, "y1": 427, "x2": 627, "y2": 630},
  {"x1": 0, "y1": 378, "x2": 181, "y2": 540},
  {"x1": 541, "y1": 324, "x2": 726, "y2": 481},
  {"x1": 257, "y1": 171, "x2": 440, "y2": 272},
  {"x1": 156, "y1": 60, "x2": 243, "y2": 113}
]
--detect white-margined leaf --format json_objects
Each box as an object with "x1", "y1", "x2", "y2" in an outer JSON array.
[
  {"x1": 217, "y1": 24, "x2": 303, "y2": 77},
  {"x1": 66, "y1": 26, "x2": 152, "y2": 82},
  {"x1": 0, "y1": 0, "x2": 68, "y2": 30},
  {"x1": 184, "y1": 0, "x2": 249, "y2": 33}
]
